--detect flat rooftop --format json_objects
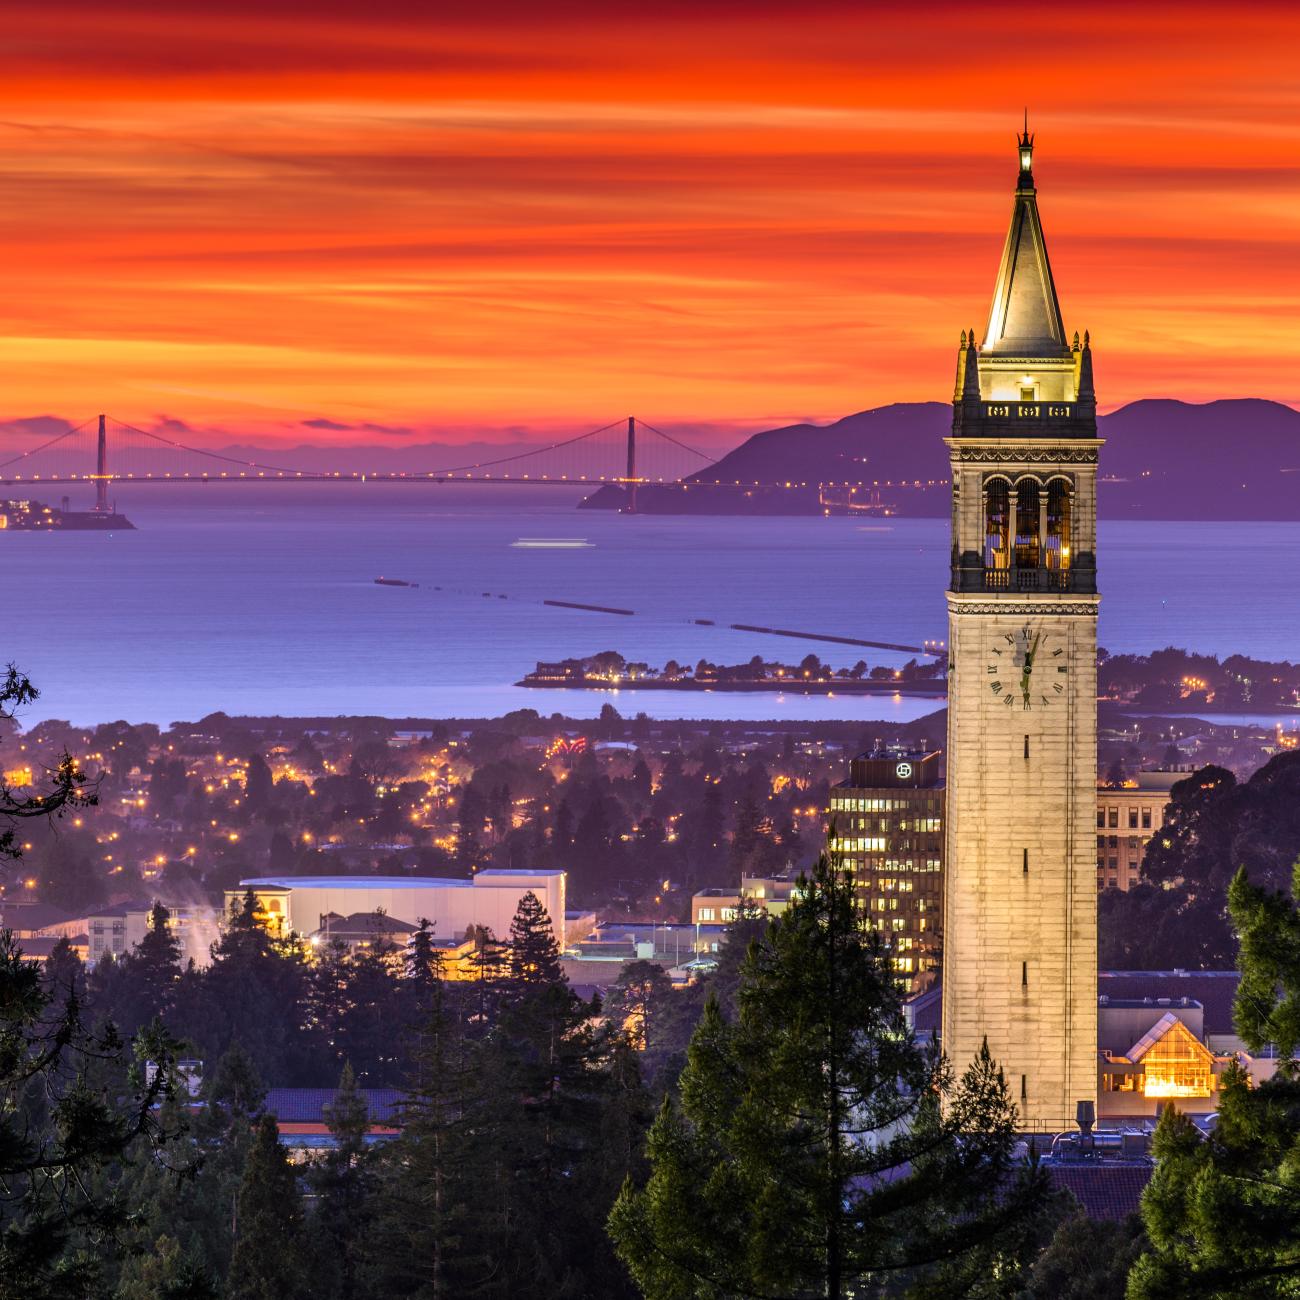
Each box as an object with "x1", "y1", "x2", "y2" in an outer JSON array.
[{"x1": 240, "y1": 873, "x2": 560, "y2": 891}]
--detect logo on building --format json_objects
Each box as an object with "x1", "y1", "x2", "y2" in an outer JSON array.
[{"x1": 895, "y1": 761, "x2": 913, "y2": 780}]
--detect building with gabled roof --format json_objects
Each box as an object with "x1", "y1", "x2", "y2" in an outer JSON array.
[{"x1": 1101, "y1": 1004, "x2": 1233, "y2": 1120}]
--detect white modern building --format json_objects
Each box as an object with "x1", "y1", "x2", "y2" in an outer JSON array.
[{"x1": 230, "y1": 870, "x2": 567, "y2": 948}]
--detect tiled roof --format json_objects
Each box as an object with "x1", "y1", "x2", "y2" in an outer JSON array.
[
  {"x1": 905, "y1": 986, "x2": 942, "y2": 1035},
  {"x1": 264, "y1": 1087, "x2": 403, "y2": 1126},
  {"x1": 1, "y1": 903, "x2": 81, "y2": 930},
  {"x1": 12, "y1": 935, "x2": 85, "y2": 958},
  {"x1": 1046, "y1": 1164, "x2": 1152, "y2": 1221},
  {"x1": 1100, "y1": 971, "x2": 1240, "y2": 1035},
  {"x1": 316, "y1": 912, "x2": 418, "y2": 936}
]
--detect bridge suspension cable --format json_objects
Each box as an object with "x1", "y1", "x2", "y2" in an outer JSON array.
[
  {"x1": 0, "y1": 418, "x2": 96, "y2": 471},
  {"x1": 419, "y1": 418, "x2": 629, "y2": 476},
  {"x1": 111, "y1": 418, "x2": 327, "y2": 477},
  {"x1": 631, "y1": 419, "x2": 716, "y2": 464}
]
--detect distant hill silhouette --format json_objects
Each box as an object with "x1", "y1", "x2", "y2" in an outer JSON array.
[
  {"x1": 583, "y1": 398, "x2": 1300, "y2": 518},
  {"x1": 1097, "y1": 398, "x2": 1300, "y2": 519},
  {"x1": 687, "y1": 401, "x2": 950, "y2": 488}
]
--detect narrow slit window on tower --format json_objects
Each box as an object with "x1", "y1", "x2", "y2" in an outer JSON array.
[
  {"x1": 1021, "y1": 960, "x2": 1028, "y2": 987},
  {"x1": 1024, "y1": 735, "x2": 1030, "y2": 760},
  {"x1": 1021, "y1": 1074, "x2": 1027, "y2": 1101},
  {"x1": 1023, "y1": 848, "x2": 1029, "y2": 874}
]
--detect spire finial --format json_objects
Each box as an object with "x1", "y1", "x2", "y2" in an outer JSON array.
[{"x1": 1017, "y1": 113, "x2": 1035, "y2": 181}]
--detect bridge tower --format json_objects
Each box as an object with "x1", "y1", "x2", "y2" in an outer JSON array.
[
  {"x1": 94, "y1": 414, "x2": 110, "y2": 514},
  {"x1": 624, "y1": 416, "x2": 638, "y2": 513}
]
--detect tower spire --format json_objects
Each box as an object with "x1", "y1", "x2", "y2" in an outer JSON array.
[{"x1": 980, "y1": 120, "x2": 1068, "y2": 358}]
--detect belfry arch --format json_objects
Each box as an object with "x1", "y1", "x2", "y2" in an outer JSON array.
[{"x1": 979, "y1": 472, "x2": 1075, "y2": 590}]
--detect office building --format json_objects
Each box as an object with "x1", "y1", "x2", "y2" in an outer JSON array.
[
  {"x1": 828, "y1": 750, "x2": 943, "y2": 994},
  {"x1": 1096, "y1": 771, "x2": 1181, "y2": 890}
]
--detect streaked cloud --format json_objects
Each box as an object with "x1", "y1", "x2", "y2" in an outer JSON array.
[{"x1": 0, "y1": 2, "x2": 1295, "y2": 445}]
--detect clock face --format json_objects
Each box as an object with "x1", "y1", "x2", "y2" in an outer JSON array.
[{"x1": 986, "y1": 624, "x2": 1067, "y2": 711}]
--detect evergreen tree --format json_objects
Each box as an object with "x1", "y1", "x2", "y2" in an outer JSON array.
[
  {"x1": 244, "y1": 753, "x2": 273, "y2": 810},
  {"x1": 1130, "y1": 858, "x2": 1300, "y2": 1297},
  {"x1": 0, "y1": 665, "x2": 95, "y2": 862},
  {"x1": 405, "y1": 917, "x2": 443, "y2": 988},
  {"x1": 571, "y1": 794, "x2": 622, "y2": 897},
  {"x1": 472, "y1": 892, "x2": 642, "y2": 1296},
  {"x1": 226, "y1": 1115, "x2": 308, "y2": 1300},
  {"x1": 0, "y1": 930, "x2": 181, "y2": 1297},
  {"x1": 609, "y1": 851, "x2": 1061, "y2": 1299},
  {"x1": 488, "y1": 783, "x2": 513, "y2": 840},
  {"x1": 116, "y1": 1044, "x2": 266, "y2": 1285},
  {"x1": 456, "y1": 786, "x2": 487, "y2": 871},
  {"x1": 606, "y1": 959, "x2": 674, "y2": 1053},
  {"x1": 267, "y1": 830, "x2": 296, "y2": 870},
  {"x1": 1025, "y1": 1213, "x2": 1146, "y2": 1300},
  {"x1": 92, "y1": 900, "x2": 185, "y2": 1038},
  {"x1": 306, "y1": 942, "x2": 403, "y2": 1086},
  {"x1": 507, "y1": 890, "x2": 563, "y2": 984},
  {"x1": 186, "y1": 890, "x2": 316, "y2": 1084},
  {"x1": 307, "y1": 1063, "x2": 375, "y2": 1300},
  {"x1": 552, "y1": 799, "x2": 574, "y2": 856},
  {"x1": 728, "y1": 792, "x2": 764, "y2": 873},
  {"x1": 115, "y1": 1234, "x2": 217, "y2": 1300},
  {"x1": 41, "y1": 933, "x2": 86, "y2": 1005},
  {"x1": 465, "y1": 925, "x2": 507, "y2": 1025},
  {"x1": 368, "y1": 971, "x2": 498, "y2": 1298}
]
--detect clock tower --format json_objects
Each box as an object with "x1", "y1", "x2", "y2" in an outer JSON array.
[{"x1": 941, "y1": 128, "x2": 1099, "y2": 1130}]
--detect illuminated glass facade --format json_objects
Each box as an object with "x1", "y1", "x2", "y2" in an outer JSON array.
[{"x1": 827, "y1": 751, "x2": 944, "y2": 994}]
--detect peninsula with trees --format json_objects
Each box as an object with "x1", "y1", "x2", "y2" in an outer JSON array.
[{"x1": 519, "y1": 650, "x2": 946, "y2": 695}]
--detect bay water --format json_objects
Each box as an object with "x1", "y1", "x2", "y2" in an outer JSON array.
[{"x1": 6, "y1": 484, "x2": 1298, "y2": 727}]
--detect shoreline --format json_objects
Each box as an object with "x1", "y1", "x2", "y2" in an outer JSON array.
[{"x1": 516, "y1": 676, "x2": 945, "y2": 697}]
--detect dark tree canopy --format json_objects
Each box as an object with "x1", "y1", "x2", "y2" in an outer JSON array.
[
  {"x1": 609, "y1": 851, "x2": 1063, "y2": 1299},
  {"x1": 1131, "y1": 859, "x2": 1300, "y2": 1298},
  {"x1": 1102, "y1": 754, "x2": 1300, "y2": 968},
  {"x1": 226, "y1": 1115, "x2": 309, "y2": 1300}
]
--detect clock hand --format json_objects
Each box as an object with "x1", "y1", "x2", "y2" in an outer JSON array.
[{"x1": 1021, "y1": 633, "x2": 1040, "y2": 703}]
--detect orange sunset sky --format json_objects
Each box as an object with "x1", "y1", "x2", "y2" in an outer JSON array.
[{"x1": 1, "y1": 1, "x2": 1298, "y2": 447}]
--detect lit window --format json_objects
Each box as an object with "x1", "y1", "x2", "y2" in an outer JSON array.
[{"x1": 1137, "y1": 1020, "x2": 1215, "y2": 1098}]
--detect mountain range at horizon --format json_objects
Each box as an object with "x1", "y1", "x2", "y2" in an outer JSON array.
[{"x1": 3, "y1": 398, "x2": 1297, "y2": 520}]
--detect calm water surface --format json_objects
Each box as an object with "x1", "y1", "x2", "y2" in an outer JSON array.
[{"x1": 6, "y1": 485, "x2": 1299, "y2": 726}]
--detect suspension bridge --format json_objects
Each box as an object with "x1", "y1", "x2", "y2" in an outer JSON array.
[{"x1": 0, "y1": 415, "x2": 945, "y2": 514}]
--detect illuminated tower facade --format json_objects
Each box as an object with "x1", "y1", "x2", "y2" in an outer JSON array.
[{"x1": 940, "y1": 129, "x2": 1099, "y2": 1130}]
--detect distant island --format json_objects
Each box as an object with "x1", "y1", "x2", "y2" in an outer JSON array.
[
  {"x1": 0, "y1": 497, "x2": 134, "y2": 531},
  {"x1": 580, "y1": 398, "x2": 1300, "y2": 519},
  {"x1": 518, "y1": 650, "x2": 945, "y2": 695},
  {"x1": 519, "y1": 647, "x2": 1300, "y2": 714}
]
